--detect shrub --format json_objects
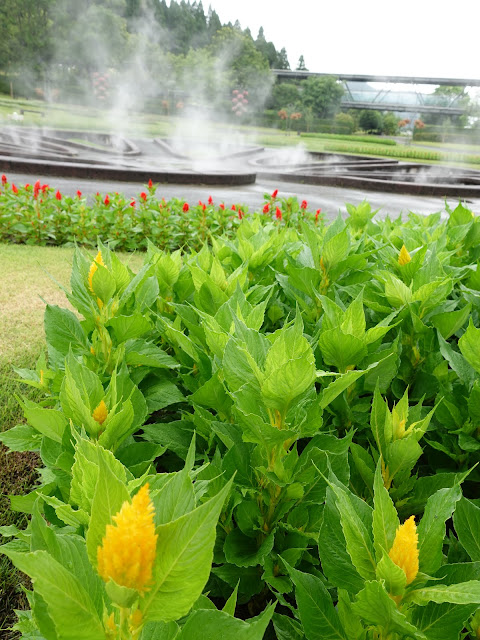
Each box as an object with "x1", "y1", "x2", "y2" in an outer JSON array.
[
  {"x1": 359, "y1": 109, "x2": 383, "y2": 134},
  {"x1": 333, "y1": 112, "x2": 356, "y2": 134}
]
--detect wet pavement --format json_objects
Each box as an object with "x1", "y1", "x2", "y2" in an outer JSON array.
[{"x1": 4, "y1": 169, "x2": 480, "y2": 221}]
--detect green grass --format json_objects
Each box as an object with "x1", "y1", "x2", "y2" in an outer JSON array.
[{"x1": 0, "y1": 244, "x2": 143, "y2": 637}]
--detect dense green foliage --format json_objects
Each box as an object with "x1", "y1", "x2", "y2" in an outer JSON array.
[
  {"x1": 359, "y1": 109, "x2": 384, "y2": 134},
  {"x1": 0, "y1": 0, "x2": 288, "y2": 112},
  {"x1": 2, "y1": 194, "x2": 480, "y2": 638}
]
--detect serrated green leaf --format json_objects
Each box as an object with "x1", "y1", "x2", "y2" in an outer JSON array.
[
  {"x1": 285, "y1": 562, "x2": 347, "y2": 640},
  {"x1": 0, "y1": 549, "x2": 104, "y2": 640},
  {"x1": 141, "y1": 480, "x2": 232, "y2": 622},
  {"x1": 372, "y1": 462, "x2": 399, "y2": 561},
  {"x1": 453, "y1": 498, "x2": 480, "y2": 561},
  {"x1": 418, "y1": 485, "x2": 463, "y2": 575},
  {"x1": 352, "y1": 580, "x2": 422, "y2": 639}
]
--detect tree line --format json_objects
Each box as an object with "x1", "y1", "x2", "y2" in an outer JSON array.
[{"x1": 0, "y1": 0, "x2": 300, "y2": 106}]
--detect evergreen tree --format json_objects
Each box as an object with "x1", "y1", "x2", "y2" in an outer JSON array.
[
  {"x1": 276, "y1": 47, "x2": 290, "y2": 70},
  {"x1": 296, "y1": 55, "x2": 308, "y2": 71}
]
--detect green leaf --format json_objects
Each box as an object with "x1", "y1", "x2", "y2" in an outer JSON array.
[
  {"x1": 318, "y1": 329, "x2": 367, "y2": 372},
  {"x1": 375, "y1": 553, "x2": 407, "y2": 596},
  {"x1": 143, "y1": 380, "x2": 185, "y2": 413},
  {"x1": 59, "y1": 366, "x2": 99, "y2": 436},
  {"x1": 352, "y1": 580, "x2": 422, "y2": 639},
  {"x1": 44, "y1": 304, "x2": 87, "y2": 357},
  {"x1": 224, "y1": 529, "x2": 274, "y2": 568},
  {"x1": 136, "y1": 275, "x2": 160, "y2": 311},
  {"x1": 437, "y1": 331, "x2": 476, "y2": 388},
  {"x1": 150, "y1": 471, "x2": 196, "y2": 525},
  {"x1": 323, "y1": 229, "x2": 349, "y2": 269},
  {"x1": 370, "y1": 383, "x2": 390, "y2": 454},
  {"x1": 318, "y1": 368, "x2": 368, "y2": 409},
  {"x1": 410, "y1": 581, "x2": 480, "y2": 605},
  {"x1": 285, "y1": 562, "x2": 347, "y2": 640},
  {"x1": 178, "y1": 604, "x2": 275, "y2": 640},
  {"x1": 22, "y1": 404, "x2": 67, "y2": 444},
  {"x1": 318, "y1": 491, "x2": 364, "y2": 593},
  {"x1": 372, "y1": 461, "x2": 399, "y2": 561},
  {"x1": 412, "y1": 563, "x2": 480, "y2": 639},
  {"x1": 222, "y1": 583, "x2": 239, "y2": 616},
  {"x1": 326, "y1": 478, "x2": 376, "y2": 581},
  {"x1": 141, "y1": 480, "x2": 232, "y2": 622},
  {"x1": 91, "y1": 263, "x2": 116, "y2": 304},
  {"x1": 107, "y1": 312, "x2": 152, "y2": 343},
  {"x1": 453, "y1": 498, "x2": 480, "y2": 561},
  {"x1": 261, "y1": 315, "x2": 316, "y2": 414},
  {"x1": 431, "y1": 304, "x2": 471, "y2": 340},
  {"x1": 85, "y1": 450, "x2": 130, "y2": 566},
  {"x1": 412, "y1": 601, "x2": 478, "y2": 640},
  {"x1": 0, "y1": 423, "x2": 42, "y2": 451},
  {"x1": 140, "y1": 620, "x2": 180, "y2": 640},
  {"x1": 272, "y1": 613, "x2": 305, "y2": 640},
  {"x1": 385, "y1": 437, "x2": 422, "y2": 486},
  {"x1": 459, "y1": 320, "x2": 480, "y2": 374},
  {"x1": 341, "y1": 291, "x2": 366, "y2": 339},
  {"x1": 125, "y1": 340, "x2": 179, "y2": 369},
  {"x1": 418, "y1": 485, "x2": 463, "y2": 575},
  {"x1": 384, "y1": 273, "x2": 413, "y2": 307},
  {"x1": 1, "y1": 549, "x2": 104, "y2": 640}
]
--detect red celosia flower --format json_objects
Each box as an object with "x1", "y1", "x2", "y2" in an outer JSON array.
[
  {"x1": 41, "y1": 184, "x2": 49, "y2": 193},
  {"x1": 231, "y1": 204, "x2": 236, "y2": 211},
  {"x1": 275, "y1": 207, "x2": 282, "y2": 220},
  {"x1": 148, "y1": 179, "x2": 153, "y2": 188},
  {"x1": 208, "y1": 195, "x2": 213, "y2": 205},
  {"x1": 219, "y1": 203, "x2": 225, "y2": 210},
  {"x1": 25, "y1": 184, "x2": 30, "y2": 189},
  {"x1": 55, "y1": 190, "x2": 62, "y2": 200},
  {"x1": 238, "y1": 209, "x2": 244, "y2": 220},
  {"x1": 1, "y1": 175, "x2": 6, "y2": 186},
  {"x1": 183, "y1": 203, "x2": 189, "y2": 212},
  {"x1": 130, "y1": 199, "x2": 136, "y2": 208},
  {"x1": 12, "y1": 183, "x2": 18, "y2": 194},
  {"x1": 104, "y1": 195, "x2": 110, "y2": 206},
  {"x1": 77, "y1": 190, "x2": 82, "y2": 198},
  {"x1": 271, "y1": 189, "x2": 278, "y2": 198},
  {"x1": 263, "y1": 204, "x2": 270, "y2": 214},
  {"x1": 301, "y1": 200, "x2": 307, "y2": 209},
  {"x1": 33, "y1": 180, "x2": 41, "y2": 198},
  {"x1": 315, "y1": 209, "x2": 322, "y2": 223},
  {"x1": 140, "y1": 192, "x2": 147, "y2": 202}
]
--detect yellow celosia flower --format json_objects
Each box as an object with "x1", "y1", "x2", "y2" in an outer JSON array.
[
  {"x1": 92, "y1": 399, "x2": 108, "y2": 425},
  {"x1": 88, "y1": 250, "x2": 105, "y2": 293},
  {"x1": 388, "y1": 515, "x2": 419, "y2": 585},
  {"x1": 97, "y1": 484, "x2": 157, "y2": 594},
  {"x1": 398, "y1": 245, "x2": 411, "y2": 266}
]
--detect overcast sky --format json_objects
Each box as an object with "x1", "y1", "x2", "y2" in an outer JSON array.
[{"x1": 207, "y1": 0, "x2": 479, "y2": 81}]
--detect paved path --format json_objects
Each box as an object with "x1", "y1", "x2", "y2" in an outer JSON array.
[{"x1": 5, "y1": 170, "x2": 480, "y2": 220}]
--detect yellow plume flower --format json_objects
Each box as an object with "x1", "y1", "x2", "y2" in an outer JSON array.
[
  {"x1": 88, "y1": 250, "x2": 105, "y2": 293},
  {"x1": 388, "y1": 515, "x2": 419, "y2": 585},
  {"x1": 97, "y1": 484, "x2": 157, "y2": 594},
  {"x1": 92, "y1": 399, "x2": 108, "y2": 425},
  {"x1": 398, "y1": 245, "x2": 411, "y2": 266}
]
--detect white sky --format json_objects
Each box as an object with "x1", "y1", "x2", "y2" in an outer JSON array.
[{"x1": 206, "y1": 0, "x2": 480, "y2": 81}]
